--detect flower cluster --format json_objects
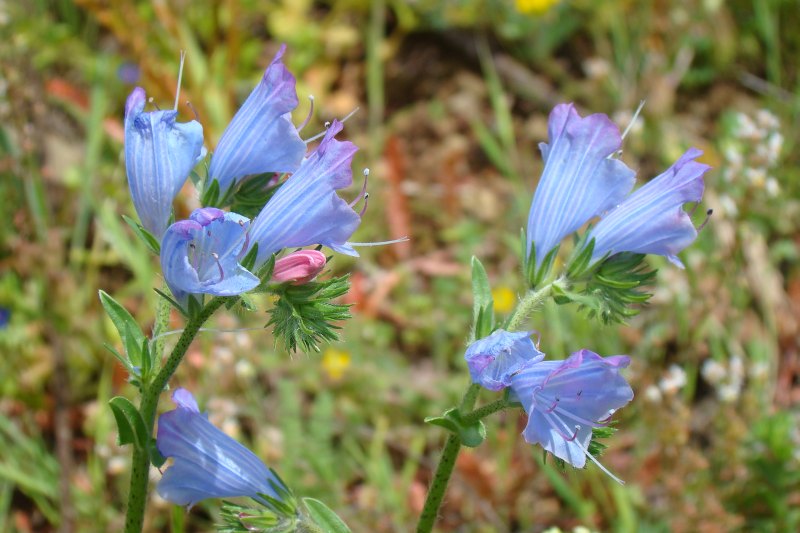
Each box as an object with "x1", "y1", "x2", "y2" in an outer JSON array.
[
  {"x1": 123, "y1": 45, "x2": 364, "y2": 309},
  {"x1": 465, "y1": 330, "x2": 633, "y2": 480},
  {"x1": 464, "y1": 103, "x2": 711, "y2": 481},
  {"x1": 527, "y1": 103, "x2": 710, "y2": 274}
]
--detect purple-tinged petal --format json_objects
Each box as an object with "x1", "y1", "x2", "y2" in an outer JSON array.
[
  {"x1": 510, "y1": 350, "x2": 633, "y2": 469},
  {"x1": 527, "y1": 103, "x2": 636, "y2": 265},
  {"x1": 156, "y1": 389, "x2": 278, "y2": 507},
  {"x1": 208, "y1": 45, "x2": 306, "y2": 195},
  {"x1": 587, "y1": 148, "x2": 710, "y2": 267},
  {"x1": 464, "y1": 330, "x2": 544, "y2": 391},
  {"x1": 160, "y1": 209, "x2": 259, "y2": 305},
  {"x1": 124, "y1": 87, "x2": 204, "y2": 240},
  {"x1": 247, "y1": 119, "x2": 361, "y2": 267}
]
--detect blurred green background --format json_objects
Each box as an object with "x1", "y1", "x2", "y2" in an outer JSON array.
[{"x1": 1, "y1": 0, "x2": 799, "y2": 531}]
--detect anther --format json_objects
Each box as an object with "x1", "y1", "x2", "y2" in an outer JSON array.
[
  {"x1": 349, "y1": 169, "x2": 370, "y2": 208},
  {"x1": 324, "y1": 121, "x2": 331, "y2": 128},
  {"x1": 148, "y1": 97, "x2": 161, "y2": 111},
  {"x1": 697, "y1": 209, "x2": 713, "y2": 231},
  {"x1": 359, "y1": 193, "x2": 370, "y2": 217}
]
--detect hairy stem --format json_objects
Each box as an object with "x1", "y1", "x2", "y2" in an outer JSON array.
[
  {"x1": 505, "y1": 281, "x2": 554, "y2": 332},
  {"x1": 124, "y1": 296, "x2": 232, "y2": 533}
]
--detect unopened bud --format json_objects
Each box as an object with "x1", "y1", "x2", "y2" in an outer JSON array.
[{"x1": 271, "y1": 250, "x2": 327, "y2": 285}]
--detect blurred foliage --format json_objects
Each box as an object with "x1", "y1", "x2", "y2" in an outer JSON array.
[{"x1": 1, "y1": 0, "x2": 799, "y2": 531}]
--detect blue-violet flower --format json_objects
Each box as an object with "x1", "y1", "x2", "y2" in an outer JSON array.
[
  {"x1": 510, "y1": 349, "x2": 633, "y2": 482},
  {"x1": 160, "y1": 207, "x2": 259, "y2": 306},
  {"x1": 585, "y1": 147, "x2": 710, "y2": 267},
  {"x1": 247, "y1": 119, "x2": 362, "y2": 268},
  {"x1": 465, "y1": 329, "x2": 544, "y2": 391},
  {"x1": 156, "y1": 388, "x2": 280, "y2": 507},
  {"x1": 526, "y1": 103, "x2": 635, "y2": 266},
  {"x1": 208, "y1": 44, "x2": 306, "y2": 197},
  {"x1": 124, "y1": 87, "x2": 204, "y2": 239}
]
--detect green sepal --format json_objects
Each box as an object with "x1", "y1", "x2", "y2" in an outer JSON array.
[
  {"x1": 566, "y1": 236, "x2": 596, "y2": 279},
  {"x1": 122, "y1": 215, "x2": 161, "y2": 255},
  {"x1": 523, "y1": 238, "x2": 559, "y2": 289},
  {"x1": 240, "y1": 242, "x2": 259, "y2": 272},
  {"x1": 99, "y1": 290, "x2": 146, "y2": 368},
  {"x1": 186, "y1": 294, "x2": 203, "y2": 319},
  {"x1": 109, "y1": 396, "x2": 148, "y2": 450},
  {"x1": 153, "y1": 287, "x2": 189, "y2": 318},
  {"x1": 302, "y1": 498, "x2": 353, "y2": 533},
  {"x1": 149, "y1": 439, "x2": 167, "y2": 468},
  {"x1": 200, "y1": 177, "x2": 221, "y2": 207},
  {"x1": 139, "y1": 337, "x2": 152, "y2": 383},
  {"x1": 470, "y1": 256, "x2": 494, "y2": 341},
  {"x1": 425, "y1": 407, "x2": 487, "y2": 448},
  {"x1": 266, "y1": 274, "x2": 352, "y2": 353},
  {"x1": 230, "y1": 173, "x2": 282, "y2": 219}
]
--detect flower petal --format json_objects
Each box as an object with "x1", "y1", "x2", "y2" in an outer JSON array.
[
  {"x1": 587, "y1": 148, "x2": 710, "y2": 267},
  {"x1": 511, "y1": 350, "x2": 633, "y2": 468},
  {"x1": 160, "y1": 209, "x2": 259, "y2": 305},
  {"x1": 526, "y1": 103, "x2": 635, "y2": 265},
  {"x1": 124, "y1": 87, "x2": 204, "y2": 239},
  {"x1": 156, "y1": 389, "x2": 278, "y2": 507},
  {"x1": 248, "y1": 119, "x2": 361, "y2": 267},
  {"x1": 464, "y1": 330, "x2": 544, "y2": 391},
  {"x1": 208, "y1": 44, "x2": 306, "y2": 195}
]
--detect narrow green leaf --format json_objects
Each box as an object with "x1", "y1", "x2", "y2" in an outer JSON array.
[
  {"x1": 122, "y1": 214, "x2": 160, "y2": 255},
  {"x1": 471, "y1": 256, "x2": 494, "y2": 340},
  {"x1": 108, "y1": 396, "x2": 148, "y2": 450},
  {"x1": 302, "y1": 498, "x2": 353, "y2": 533},
  {"x1": 99, "y1": 290, "x2": 146, "y2": 367}
]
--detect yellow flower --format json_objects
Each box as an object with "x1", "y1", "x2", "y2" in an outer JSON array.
[
  {"x1": 322, "y1": 348, "x2": 351, "y2": 381},
  {"x1": 491, "y1": 286, "x2": 516, "y2": 315},
  {"x1": 516, "y1": 0, "x2": 559, "y2": 15}
]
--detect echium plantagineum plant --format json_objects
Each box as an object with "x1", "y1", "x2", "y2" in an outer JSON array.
[
  {"x1": 415, "y1": 102, "x2": 711, "y2": 532},
  {"x1": 103, "y1": 45, "x2": 369, "y2": 533},
  {"x1": 103, "y1": 42, "x2": 711, "y2": 532}
]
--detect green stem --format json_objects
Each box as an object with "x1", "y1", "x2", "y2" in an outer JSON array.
[
  {"x1": 462, "y1": 398, "x2": 510, "y2": 424},
  {"x1": 124, "y1": 296, "x2": 231, "y2": 533},
  {"x1": 505, "y1": 281, "x2": 554, "y2": 332},
  {"x1": 416, "y1": 433, "x2": 461, "y2": 533}
]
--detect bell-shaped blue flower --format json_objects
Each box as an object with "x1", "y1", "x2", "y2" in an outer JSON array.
[
  {"x1": 156, "y1": 388, "x2": 280, "y2": 507},
  {"x1": 527, "y1": 103, "x2": 635, "y2": 265},
  {"x1": 510, "y1": 350, "x2": 633, "y2": 480},
  {"x1": 124, "y1": 87, "x2": 205, "y2": 239},
  {"x1": 585, "y1": 148, "x2": 710, "y2": 267},
  {"x1": 247, "y1": 119, "x2": 362, "y2": 268},
  {"x1": 160, "y1": 207, "x2": 259, "y2": 306},
  {"x1": 208, "y1": 44, "x2": 306, "y2": 196},
  {"x1": 464, "y1": 330, "x2": 544, "y2": 391}
]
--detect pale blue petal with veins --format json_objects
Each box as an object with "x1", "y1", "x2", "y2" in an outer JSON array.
[
  {"x1": 526, "y1": 103, "x2": 636, "y2": 265},
  {"x1": 464, "y1": 330, "x2": 544, "y2": 391},
  {"x1": 124, "y1": 87, "x2": 204, "y2": 239},
  {"x1": 156, "y1": 389, "x2": 279, "y2": 507}
]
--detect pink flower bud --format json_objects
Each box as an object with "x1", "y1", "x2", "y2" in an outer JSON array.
[{"x1": 270, "y1": 250, "x2": 327, "y2": 285}]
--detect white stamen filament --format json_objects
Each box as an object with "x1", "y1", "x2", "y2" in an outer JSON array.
[
  {"x1": 349, "y1": 236, "x2": 410, "y2": 247},
  {"x1": 174, "y1": 50, "x2": 186, "y2": 111},
  {"x1": 621, "y1": 100, "x2": 646, "y2": 141},
  {"x1": 303, "y1": 107, "x2": 361, "y2": 144}
]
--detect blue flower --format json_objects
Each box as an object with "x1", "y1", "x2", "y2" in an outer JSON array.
[
  {"x1": 585, "y1": 148, "x2": 710, "y2": 267},
  {"x1": 160, "y1": 207, "x2": 259, "y2": 306},
  {"x1": 156, "y1": 388, "x2": 280, "y2": 507},
  {"x1": 526, "y1": 104, "x2": 635, "y2": 266},
  {"x1": 124, "y1": 87, "x2": 205, "y2": 239},
  {"x1": 510, "y1": 350, "x2": 633, "y2": 480},
  {"x1": 208, "y1": 44, "x2": 306, "y2": 197},
  {"x1": 247, "y1": 119, "x2": 362, "y2": 268},
  {"x1": 464, "y1": 330, "x2": 544, "y2": 391}
]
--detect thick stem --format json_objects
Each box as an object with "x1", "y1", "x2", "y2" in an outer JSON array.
[{"x1": 124, "y1": 296, "x2": 231, "y2": 533}]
